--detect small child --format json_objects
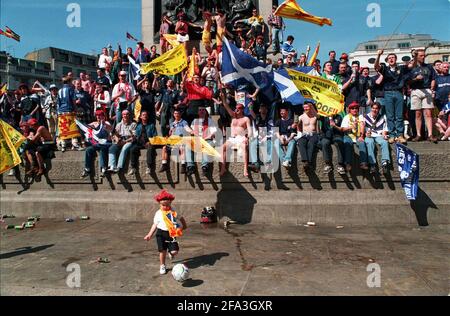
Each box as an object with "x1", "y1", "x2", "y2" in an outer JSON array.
[{"x1": 144, "y1": 190, "x2": 187, "y2": 275}]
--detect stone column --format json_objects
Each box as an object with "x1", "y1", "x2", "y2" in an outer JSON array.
[{"x1": 141, "y1": 0, "x2": 155, "y2": 47}]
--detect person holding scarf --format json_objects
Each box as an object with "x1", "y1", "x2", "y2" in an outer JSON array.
[
  {"x1": 144, "y1": 190, "x2": 187, "y2": 275},
  {"x1": 340, "y1": 102, "x2": 369, "y2": 173}
]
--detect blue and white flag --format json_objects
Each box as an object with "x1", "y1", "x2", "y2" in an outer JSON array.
[
  {"x1": 274, "y1": 66, "x2": 319, "y2": 105},
  {"x1": 396, "y1": 144, "x2": 419, "y2": 200},
  {"x1": 128, "y1": 56, "x2": 141, "y2": 82},
  {"x1": 221, "y1": 37, "x2": 274, "y2": 90}
]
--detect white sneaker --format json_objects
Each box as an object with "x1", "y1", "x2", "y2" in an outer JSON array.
[
  {"x1": 8, "y1": 169, "x2": 15, "y2": 177},
  {"x1": 159, "y1": 264, "x2": 167, "y2": 275},
  {"x1": 145, "y1": 167, "x2": 151, "y2": 175},
  {"x1": 282, "y1": 161, "x2": 291, "y2": 169}
]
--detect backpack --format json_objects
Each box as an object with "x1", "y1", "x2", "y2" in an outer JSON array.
[{"x1": 200, "y1": 206, "x2": 217, "y2": 224}]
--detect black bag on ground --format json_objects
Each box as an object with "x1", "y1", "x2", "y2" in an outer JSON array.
[{"x1": 200, "y1": 206, "x2": 217, "y2": 224}]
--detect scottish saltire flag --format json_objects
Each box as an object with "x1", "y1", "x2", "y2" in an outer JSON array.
[
  {"x1": 128, "y1": 55, "x2": 141, "y2": 82},
  {"x1": 396, "y1": 144, "x2": 419, "y2": 200},
  {"x1": 274, "y1": 66, "x2": 319, "y2": 105},
  {"x1": 221, "y1": 37, "x2": 274, "y2": 90}
]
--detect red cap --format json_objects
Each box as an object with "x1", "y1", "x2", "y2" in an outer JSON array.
[
  {"x1": 348, "y1": 101, "x2": 360, "y2": 109},
  {"x1": 155, "y1": 190, "x2": 175, "y2": 202},
  {"x1": 340, "y1": 53, "x2": 349, "y2": 60},
  {"x1": 95, "y1": 110, "x2": 105, "y2": 116},
  {"x1": 236, "y1": 104, "x2": 244, "y2": 110},
  {"x1": 27, "y1": 118, "x2": 38, "y2": 126}
]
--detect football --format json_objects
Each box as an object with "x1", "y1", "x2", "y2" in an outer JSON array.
[{"x1": 171, "y1": 263, "x2": 190, "y2": 282}]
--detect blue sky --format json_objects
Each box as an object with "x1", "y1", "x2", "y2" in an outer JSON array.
[{"x1": 0, "y1": 0, "x2": 449, "y2": 62}]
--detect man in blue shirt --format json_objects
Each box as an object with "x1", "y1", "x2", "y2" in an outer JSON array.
[
  {"x1": 375, "y1": 49, "x2": 409, "y2": 144},
  {"x1": 435, "y1": 62, "x2": 450, "y2": 111},
  {"x1": 57, "y1": 76, "x2": 80, "y2": 151}
]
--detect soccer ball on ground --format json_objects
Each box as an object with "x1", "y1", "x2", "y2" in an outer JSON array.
[{"x1": 171, "y1": 263, "x2": 190, "y2": 282}]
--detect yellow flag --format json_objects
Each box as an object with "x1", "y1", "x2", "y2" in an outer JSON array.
[
  {"x1": 149, "y1": 136, "x2": 220, "y2": 158},
  {"x1": 308, "y1": 42, "x2": 320, "y2": 66},
  {"x1": 187, "y1": 51, "x2": 199, "y2": 80},
  {"x1": 149, "y1": 135, "x2": 183, "y2": 146},
  {"x1": 140, "y1": 44, "x2": 188, "y2": 76},
  {"x1": 287, "y1": 68, "x2": 344, "y2": 117},
  {"x1": 163, "y1": 34, "x2": 180, "y2": 47},
  {"x1": 58, "y1": 113, "x2": 81, "y2": 140},
  {"x1": 0, "y1": 119, "x2": 26, "y2": 149},
  {"x1": 275, "y1": 0, "x2": 332, "y2": 26},
  {"x1": 134, "y1": 99, "x2": 142, "y2": 120},
  {"x1": 0, "y1": 122, "x2": 22, "y2": 175},
  {"x1": 0, "y1": 83, "x2": 7, "y2": 95}
]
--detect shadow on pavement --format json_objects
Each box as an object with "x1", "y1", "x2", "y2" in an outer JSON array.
[
  {"x1": 181, "y1": 252, "x2": 230, "y2": 269},
  {"x1": 410, "y1": 187, "x2": 438, "y2": 227},
  {"x1": 182, "y1": 279, "x2": 204, "y2": 288},
  {"x1": 0, "y1": 244, "x2": 54, "y2": 260}
]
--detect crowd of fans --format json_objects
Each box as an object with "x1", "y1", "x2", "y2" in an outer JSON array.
[{"x1": 1, "y1": 5, "x2": 449, "y2": 180}]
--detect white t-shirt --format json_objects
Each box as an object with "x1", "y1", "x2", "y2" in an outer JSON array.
[
  {"x1": 98, "y1": 54, "x2": 112, "y2": 69},
  {"x1": 153, "y1": 209, "x2": 183, "y2": 231},
  {"x1": 112, "y1": 82, "x2": 137, "y2": 104}
]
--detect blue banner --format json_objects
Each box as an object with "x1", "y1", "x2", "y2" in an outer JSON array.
[{"x1": 396, "y1": 144, "x2": 419, "y2": 200}]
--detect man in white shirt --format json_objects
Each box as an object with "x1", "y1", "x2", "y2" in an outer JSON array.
[
  {"x1": 111, "y1": 71, "x2": 138, "y2": 123},
  {"x1": 363, "y1": 102, "x2": 391, "y2": 174},
  {"x1": 98, "y1": 47, "x2": 112, "y2": 70}
]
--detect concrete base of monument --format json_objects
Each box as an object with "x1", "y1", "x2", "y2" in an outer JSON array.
[{"x1": 1, "y1": 142, "x2": 449, "y2": 226}]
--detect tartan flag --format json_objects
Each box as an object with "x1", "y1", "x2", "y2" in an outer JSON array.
[
  {"x1": 275, "y1": 0, "x2": 332, "y2": 26},
  {"x1": 126, "y1": 32, "x2": 139, "y2": 42},
  {"x1": 4, "y1": 26, "x2": 21, "y2": 42}
]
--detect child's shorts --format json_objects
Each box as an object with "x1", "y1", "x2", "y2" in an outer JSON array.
[{"x1": 156, "y1": 229, "x2": 179, "y2": 252}]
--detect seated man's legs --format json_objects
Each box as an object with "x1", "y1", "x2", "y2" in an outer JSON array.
[
  {"x1": 129, "y1": 144, "x2": 141, "y2": 170},
  {"x1": 374, "y1": 136, "x2": 390, "y2": 165},
  {"x1": 108, "y1": 144, "x2": 120, "y2": 170},
  {"x1": 364, "y1": 137, "x2": 377, "y2": 166},
  {"x1": 306, "y1": 134, "x2": 319, "y2": 163},
  {"x1": 357, "y1": 140, "x2": 368, "y2": 168},
  {"x1": 297, "y1": 137, "x2": 309, "y2": 163},
  {"x1": 343, "y1": 136, "x2": 354, "y2": 170},
  {"x1": 117, "y1": 142, "x2": 134, "y2": 170}
]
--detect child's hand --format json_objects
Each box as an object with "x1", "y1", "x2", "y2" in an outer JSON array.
[{"x1": 144, "y1": 234, "x2": 151, "y2": 241}]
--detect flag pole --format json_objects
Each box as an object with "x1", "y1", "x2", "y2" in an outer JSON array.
[{"x1": 382, "y1": 0, "x2": 416, "y2": 50}]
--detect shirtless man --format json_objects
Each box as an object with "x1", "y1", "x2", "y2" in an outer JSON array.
[
  {"x1": 297, "y1": 102, "x2": 319, "y2": 172},
  {"x1": 213, "y1": 9, "x2": 227, "y2": 52},
  {"x1": 26, "y1": 118, "x2": 56, "y2": 176},
  {"x1": 202, "y1": 11, "x2": 213, "y2": 53},
  {"x1": 220, "y1": 90, "x2": 252, "y2": 177}
]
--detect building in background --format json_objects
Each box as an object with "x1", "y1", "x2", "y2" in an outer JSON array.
[
  {"x1": 25, "y1": 47, "x2": 98, "y2": 81},
  {"x1": 0, "y1": 50, "x2": 55, "y2": 90},
  {"x1": 425, "y1": 41, "x2": 450, "y2": 64},
  {"x1": 349, "y1": 34, "x2": 447, "y2": 73},
  {"x1": 1, "y1": 47, "x2": 98, "y2": 91}
]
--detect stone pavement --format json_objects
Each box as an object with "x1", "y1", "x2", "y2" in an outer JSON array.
[{"x1": 1, "y1": 218, "x2": 448, "y2": 296}]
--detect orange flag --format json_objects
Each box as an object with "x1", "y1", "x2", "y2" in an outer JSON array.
[{"x1": 275, "y1": 0, "x2": 332, "y2": 26}]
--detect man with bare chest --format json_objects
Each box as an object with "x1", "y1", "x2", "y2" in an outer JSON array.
[
  {"x1": 26, "y1": 118, "x2": 57, "y2": 176},
  {"x1": 297, "y1": 102, "x2": 320, "y2": 172},
  {"x1": 220, "y1": 91, "x2": 252, "y2": 177}
]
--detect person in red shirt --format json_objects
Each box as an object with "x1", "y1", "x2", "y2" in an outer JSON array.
[{"x1": 183, "y1": 73, "x2": 213, "y2": 125}]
